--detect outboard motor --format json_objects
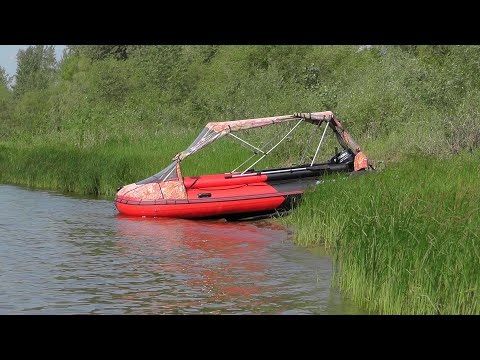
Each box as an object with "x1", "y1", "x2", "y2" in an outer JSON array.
[{"x1": 330, "y1": 148, "x2": 355, "y2": 164}]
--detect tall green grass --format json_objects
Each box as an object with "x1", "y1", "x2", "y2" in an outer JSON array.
[
  {"x1": 284, "y1": 152, "x2": 480, "y2": 314},
  {"x1": 0, "y1": 128, "x2": 300, "y2": 198},
  {"x1": 0, "y1": 120, "x2": 327, "y2": 197}
]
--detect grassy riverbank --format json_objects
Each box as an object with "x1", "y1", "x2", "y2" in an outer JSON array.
[
  {"x1": 0, "y1": 137, "x2": 248, "y2": 198},
  {"x1": 284, "y1": 153, "x2": 480, "y2": 314},
  {"x1": 3, "y1": 136, "x2": 478, "y2": 314}
]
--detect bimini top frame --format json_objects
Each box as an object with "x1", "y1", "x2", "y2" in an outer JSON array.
[{"x1": 138, "y1": 111, "x2": 364, "y2": 185}]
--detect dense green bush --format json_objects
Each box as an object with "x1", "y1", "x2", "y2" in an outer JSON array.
[{"x1": 1, "y1": 45, "x2": 479, "y2": 158}]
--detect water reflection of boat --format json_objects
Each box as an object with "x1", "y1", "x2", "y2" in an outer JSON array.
[
  {"x1": 115, "y1": 111, "x2": 372, "y2": 219},
  {"x1": 115, "y1": 215, "x2": 292, "y2": 313}
]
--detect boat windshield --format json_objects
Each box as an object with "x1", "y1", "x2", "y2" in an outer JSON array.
[
  {"x1": 136, "y1": 161, "x2": 179, "y2": 185},
  {"x1": 174, "y1": 126, "x2": 226, "y2": 162}
]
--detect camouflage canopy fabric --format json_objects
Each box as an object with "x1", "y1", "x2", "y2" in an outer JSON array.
[
  {"x1": 119, "y1": 161, "x2": 187, "y2": 200},
  {"x1": 173, "y1": 112, "x2": 338, "y2": 162}
]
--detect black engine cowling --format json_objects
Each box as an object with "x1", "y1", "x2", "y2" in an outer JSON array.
[{"x1": 329, "y1": 148, "x2": 355, "y2": 164}]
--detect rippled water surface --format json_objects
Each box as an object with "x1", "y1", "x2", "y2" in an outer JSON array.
[{"x1": 0, "y1": 184, "x2": 365, "y2": 314}]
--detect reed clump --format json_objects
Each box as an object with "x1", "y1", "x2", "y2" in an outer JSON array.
[{"x1": 285, "y1": 153, "x2": 480, "y2": 314}]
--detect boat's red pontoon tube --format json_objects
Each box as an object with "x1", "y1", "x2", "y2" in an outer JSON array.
[{"x1": 115, "y1": 111, "x2": 372, "y2": 219}]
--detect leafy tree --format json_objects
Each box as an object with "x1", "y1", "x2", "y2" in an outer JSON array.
[
  {"x1": 127, "y1": 45, "x2": 186, "y2": 91},
  {"x1": 67, "y1": 45, "x2": 129, "y2": 61},
  {"x1": 13, "y1": 45, "x2": 57, "y2": 97},
  {"x1": 0, "y1": 66, "x2": 14, "y2": 138},
  {"x1": 1, "y1": 66, "x2": 10, "y2": 88}
]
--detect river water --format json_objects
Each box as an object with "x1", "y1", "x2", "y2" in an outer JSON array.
[{"x1": 0, "y1": 184, "x2": 365, "y2": 314}]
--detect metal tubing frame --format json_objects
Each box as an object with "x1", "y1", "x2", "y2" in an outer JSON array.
[
  {"x1": 310, "y1": 121, "x2": 329, "y2": 166},
  {"x1": 240, "y1": 119, "x2": 304, "y2": 175},
  {"x1": 228, "y1": 133, "x2": 266, "y2": 155},
  {"x1": 230, "y1": 121, "x2": 298, "y2": 173},
  {"x1": 300, "y1": 120, "x2": 322, "y2": 164},
  {"x1": 163, "y1": 163, "x2": 178, "y2": 181},
  {"x1": 230, "y1": 166, "x2": 308, "y2": 178}
]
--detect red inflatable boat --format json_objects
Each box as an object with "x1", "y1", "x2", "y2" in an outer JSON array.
[{"x1": 115, "y1": 111, "x2": 372, "y2": 219}]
